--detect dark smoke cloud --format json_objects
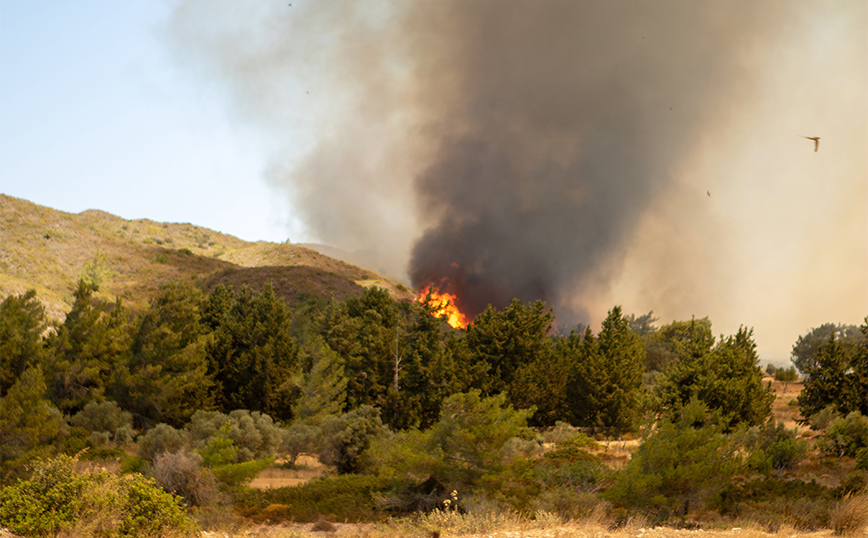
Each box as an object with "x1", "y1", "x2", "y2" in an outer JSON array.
[
  {"x1": 403, "y1": 1, "x2": 781, "y2": 321},
  {"x1": 165, "y1": 1, "x2": 830, "y2": 328}
]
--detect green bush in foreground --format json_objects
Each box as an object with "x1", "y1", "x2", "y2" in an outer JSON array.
[
  {"x1": 603, "y1": 399, "x2": 740, "y2": 520},
  {"x1": 0, "y1": 454, "x2": 197, "y2": 537}
]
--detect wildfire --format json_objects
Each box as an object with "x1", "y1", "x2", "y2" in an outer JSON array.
[{"x1": 418, "y1": 285, "x2": 469, "y2": 329}]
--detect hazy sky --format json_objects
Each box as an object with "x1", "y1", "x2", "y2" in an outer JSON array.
[{"x1": 1, "y1": 1, "x2": 866, "y2": 365}]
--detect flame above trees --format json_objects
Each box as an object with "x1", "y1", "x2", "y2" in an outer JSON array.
[{"x1": 418, "y1": 285, "x2": 468, "y2": 329}]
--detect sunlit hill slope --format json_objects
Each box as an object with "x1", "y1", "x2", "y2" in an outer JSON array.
[{"x1": 0, "y1": 194, "x2": 414, "y2": 321}]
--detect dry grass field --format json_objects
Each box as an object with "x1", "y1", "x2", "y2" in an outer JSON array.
[
  {"x1": 0, "y1": 194, "x2": 414, "y2": 321},
  {"x1": 210, "y1": 516, "x2": 851, "y2": 538}
]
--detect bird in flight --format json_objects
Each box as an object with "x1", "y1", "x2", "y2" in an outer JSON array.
[
  {"x1": 801, "y1": 136, "x2": 820, "y2": 152},
  {"x1": 707, "y1": 190, "x2": 711, "y2": 197}
]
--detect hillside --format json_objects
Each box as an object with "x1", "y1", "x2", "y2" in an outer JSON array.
[{"x1": 0, "y1": 194, "x2": 415, "y2": 320}]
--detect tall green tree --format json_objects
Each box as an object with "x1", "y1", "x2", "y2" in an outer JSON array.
[
  {"x1": 510, "y1": 338, "x2": 572, "y2": 428},
  {"x1": 463, "y1": 299, "x2": 553, "y2": 396},
  {"x1": 0, "y1": 290, "x2": 48, "y2": 396},
  {"x1": 791, "y1": 323, "x2": 865, "y2": 375},
  {"x1": 658, "y1": 324, "x2": 772, "y2": 431},
  {"x1": 383, "y1": 300, "x2": 479, "y2": 430},
  {"x1": 0, "y1": 366, "x2": 64, "y2": 483},
  {"x1": 798, "y1": 320, "x2": 868, "y2": 419},
  {"x1": 320, "y1": 287, "x2": 399, "y2": 410},
  {"x1": 291, "y1": 334, "x2": 348, "y2": 424},
  {"x1": 640, "y1": 317, "x2": 714, "y2": 374},
  {"x1": 45, "y1": 281, "x2": 131, "y2": 414},
  {"x1": 113, "y1": 282, "x2": 214, "y2": 428},
  {"x1": 566, "y1": 306, "x2": 646, "y2": 436},
  {"x1": 205, "y1": 284, "x2": 298, "y2": 421}
]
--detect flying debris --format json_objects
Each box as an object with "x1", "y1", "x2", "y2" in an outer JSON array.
[
  {"x1": 707, "y1": 190, "x2": 711, "y2": 197},
  {"x1": 801, "y1": 136, "x2": 820, "y2": 152}
]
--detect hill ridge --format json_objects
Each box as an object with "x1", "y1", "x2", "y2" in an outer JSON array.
[{"x1": 0, "y1": 194, "x2": 414, "y2": 320}]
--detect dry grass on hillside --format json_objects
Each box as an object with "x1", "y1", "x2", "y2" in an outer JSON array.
[{"x1": 0, "y1": 194, "x2": 413, "y2": 320}]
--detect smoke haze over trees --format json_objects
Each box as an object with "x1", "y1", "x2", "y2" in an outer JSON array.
[{"x1": 164, "y1": 1, "x2": 866, "y2": 363}]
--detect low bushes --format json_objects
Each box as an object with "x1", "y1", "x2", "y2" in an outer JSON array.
[
  {"x1": 236, "y1": 474, "x2": 399, "y2": 522},
  {"x1": 0, "y1": 454, "x2": 197, "y2": 537}
]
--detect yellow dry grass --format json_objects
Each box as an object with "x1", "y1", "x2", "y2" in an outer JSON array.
[{"x1": 0, "y1": 194, "x2": 413, "y2": 320}]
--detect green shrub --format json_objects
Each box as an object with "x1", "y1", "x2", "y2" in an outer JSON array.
[
  {"x1": 120, "y1": 454, "x2": 147, "y2": 475},
  {"x1": 857, "y1": 447, "x2": 868, "y2": 471},
  {"x1": 533, "y1": 487, "x2": 606, "y2": 520},
  {"x1": 281, "y1": 421, "x2": 323, "y2": 465},
  {"x1": 0, "y1": 454, "x2": 196, "y2": 536},
  {"x1": 211, "y1": 457, "x2": 274, "y2": 487},
  {"x1": 838, "y1": 470, "x2": 867, "y2": 496},
  {"x1": 88, "y1": 430, "x2": 111, "y2": 447},
  {"x1": 187, "y1": 409, "x2": 283, "y2": 462},
  {"x1": 719, "y1": 477, "x2": 834, "y2": 529},
  {"x1": 603, "y1": 399, "x2": 740, "y2": 519},
  {"x1": 809, "y1": 404, "x2": 839, "y2": 431},
  {"x1": 82, "y1": 443, "x2": 126, "y2": 461},
  {"x1": 227, "y1": 409, "x2": 283, "y2": 461},
  {"x1": 115, "y1": 424, "x2": 135, "y2": 445},
  {"x1": 819, "y1": 412, "x2": 868, "y2": 462},
  {"x1": 70, "y1": 400, "x2": 132, "y2": 437},
  {"x1": 120, "y1": 472, "x2": 198, "y2": 536},
  {"x1": 320, "y1": 405, "x2": 387, "y2": 474},
  {"x1": 541, "y1": 421, "x2": 595, "y2": 446},
  {"x1": 744, "y1": 419, "x2": 807, "y2": 479},
  {"x1": 138, "y1": 423, "x2": 190, "y2": 462}
]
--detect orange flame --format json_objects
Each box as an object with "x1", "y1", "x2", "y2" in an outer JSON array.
[{"x1": 418, "y1": 285, "x2": 469, "y2": 329}]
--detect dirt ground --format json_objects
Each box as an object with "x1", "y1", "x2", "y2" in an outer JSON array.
[
  {"x1": 208, "y1": 522, "x2": 841, "y2": 538},
  {"x1": 248, "y1": 455, "x2": 327, "y2": 490}
]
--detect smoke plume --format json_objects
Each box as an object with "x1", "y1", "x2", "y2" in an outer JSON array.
[
  {"x1": 166, "y1": 1, "x2": 867, "y2": 354},
  {"x1": 402, "y1": 2, "x2": 785, "y2": 320}
]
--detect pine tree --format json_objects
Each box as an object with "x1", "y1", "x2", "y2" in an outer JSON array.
[
  {"x1": 291, "y1": 334, "x2": 348, "y2": 424},
  {"x1": 320, "y1": 287, "x2": 399, "y2": 410},
  {"x1": 0, "y1": 366, "x2": 63, "y2": 483},
  {"x1": 798, "y1": 321, "x2": 868, "y2": 419},
  {"x1": 113, "y1": 282, "x2": 214, "y2": 428},
  {"x1": 658, "y1": 325, "x2": 772, "y2": 431},
  {"x1": 464, "y1": 299, "x2": 553, "y2": 397},
  {"x1": 46, "y1": 281, "x2": 131, "y2": 413},
  {"x1": 0, "y1": 290, "x2": 48, "y2": 396},
  {"x1": 566, "y1": 306, "x2": 645, "y2": 436},
  {"x1": 205, "y1": 284, "x2": 298, "y2": 420}
]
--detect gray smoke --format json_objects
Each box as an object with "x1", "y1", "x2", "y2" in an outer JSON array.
[
  {"x1": 166, "y1": 1, "x2": 802, "y2": 324},
  {"x1": 403, "y1": 1, "x2": 784, "y2": 320}
]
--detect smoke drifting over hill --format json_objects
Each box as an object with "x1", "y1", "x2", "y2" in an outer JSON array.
[{"x1": 167, "y1": 1, "x2": 867, "y2": 359}]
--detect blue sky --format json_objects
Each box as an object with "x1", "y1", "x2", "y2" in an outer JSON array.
[{"x1": 0, "y1": 1, "x2": 295, "y2": 243}]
